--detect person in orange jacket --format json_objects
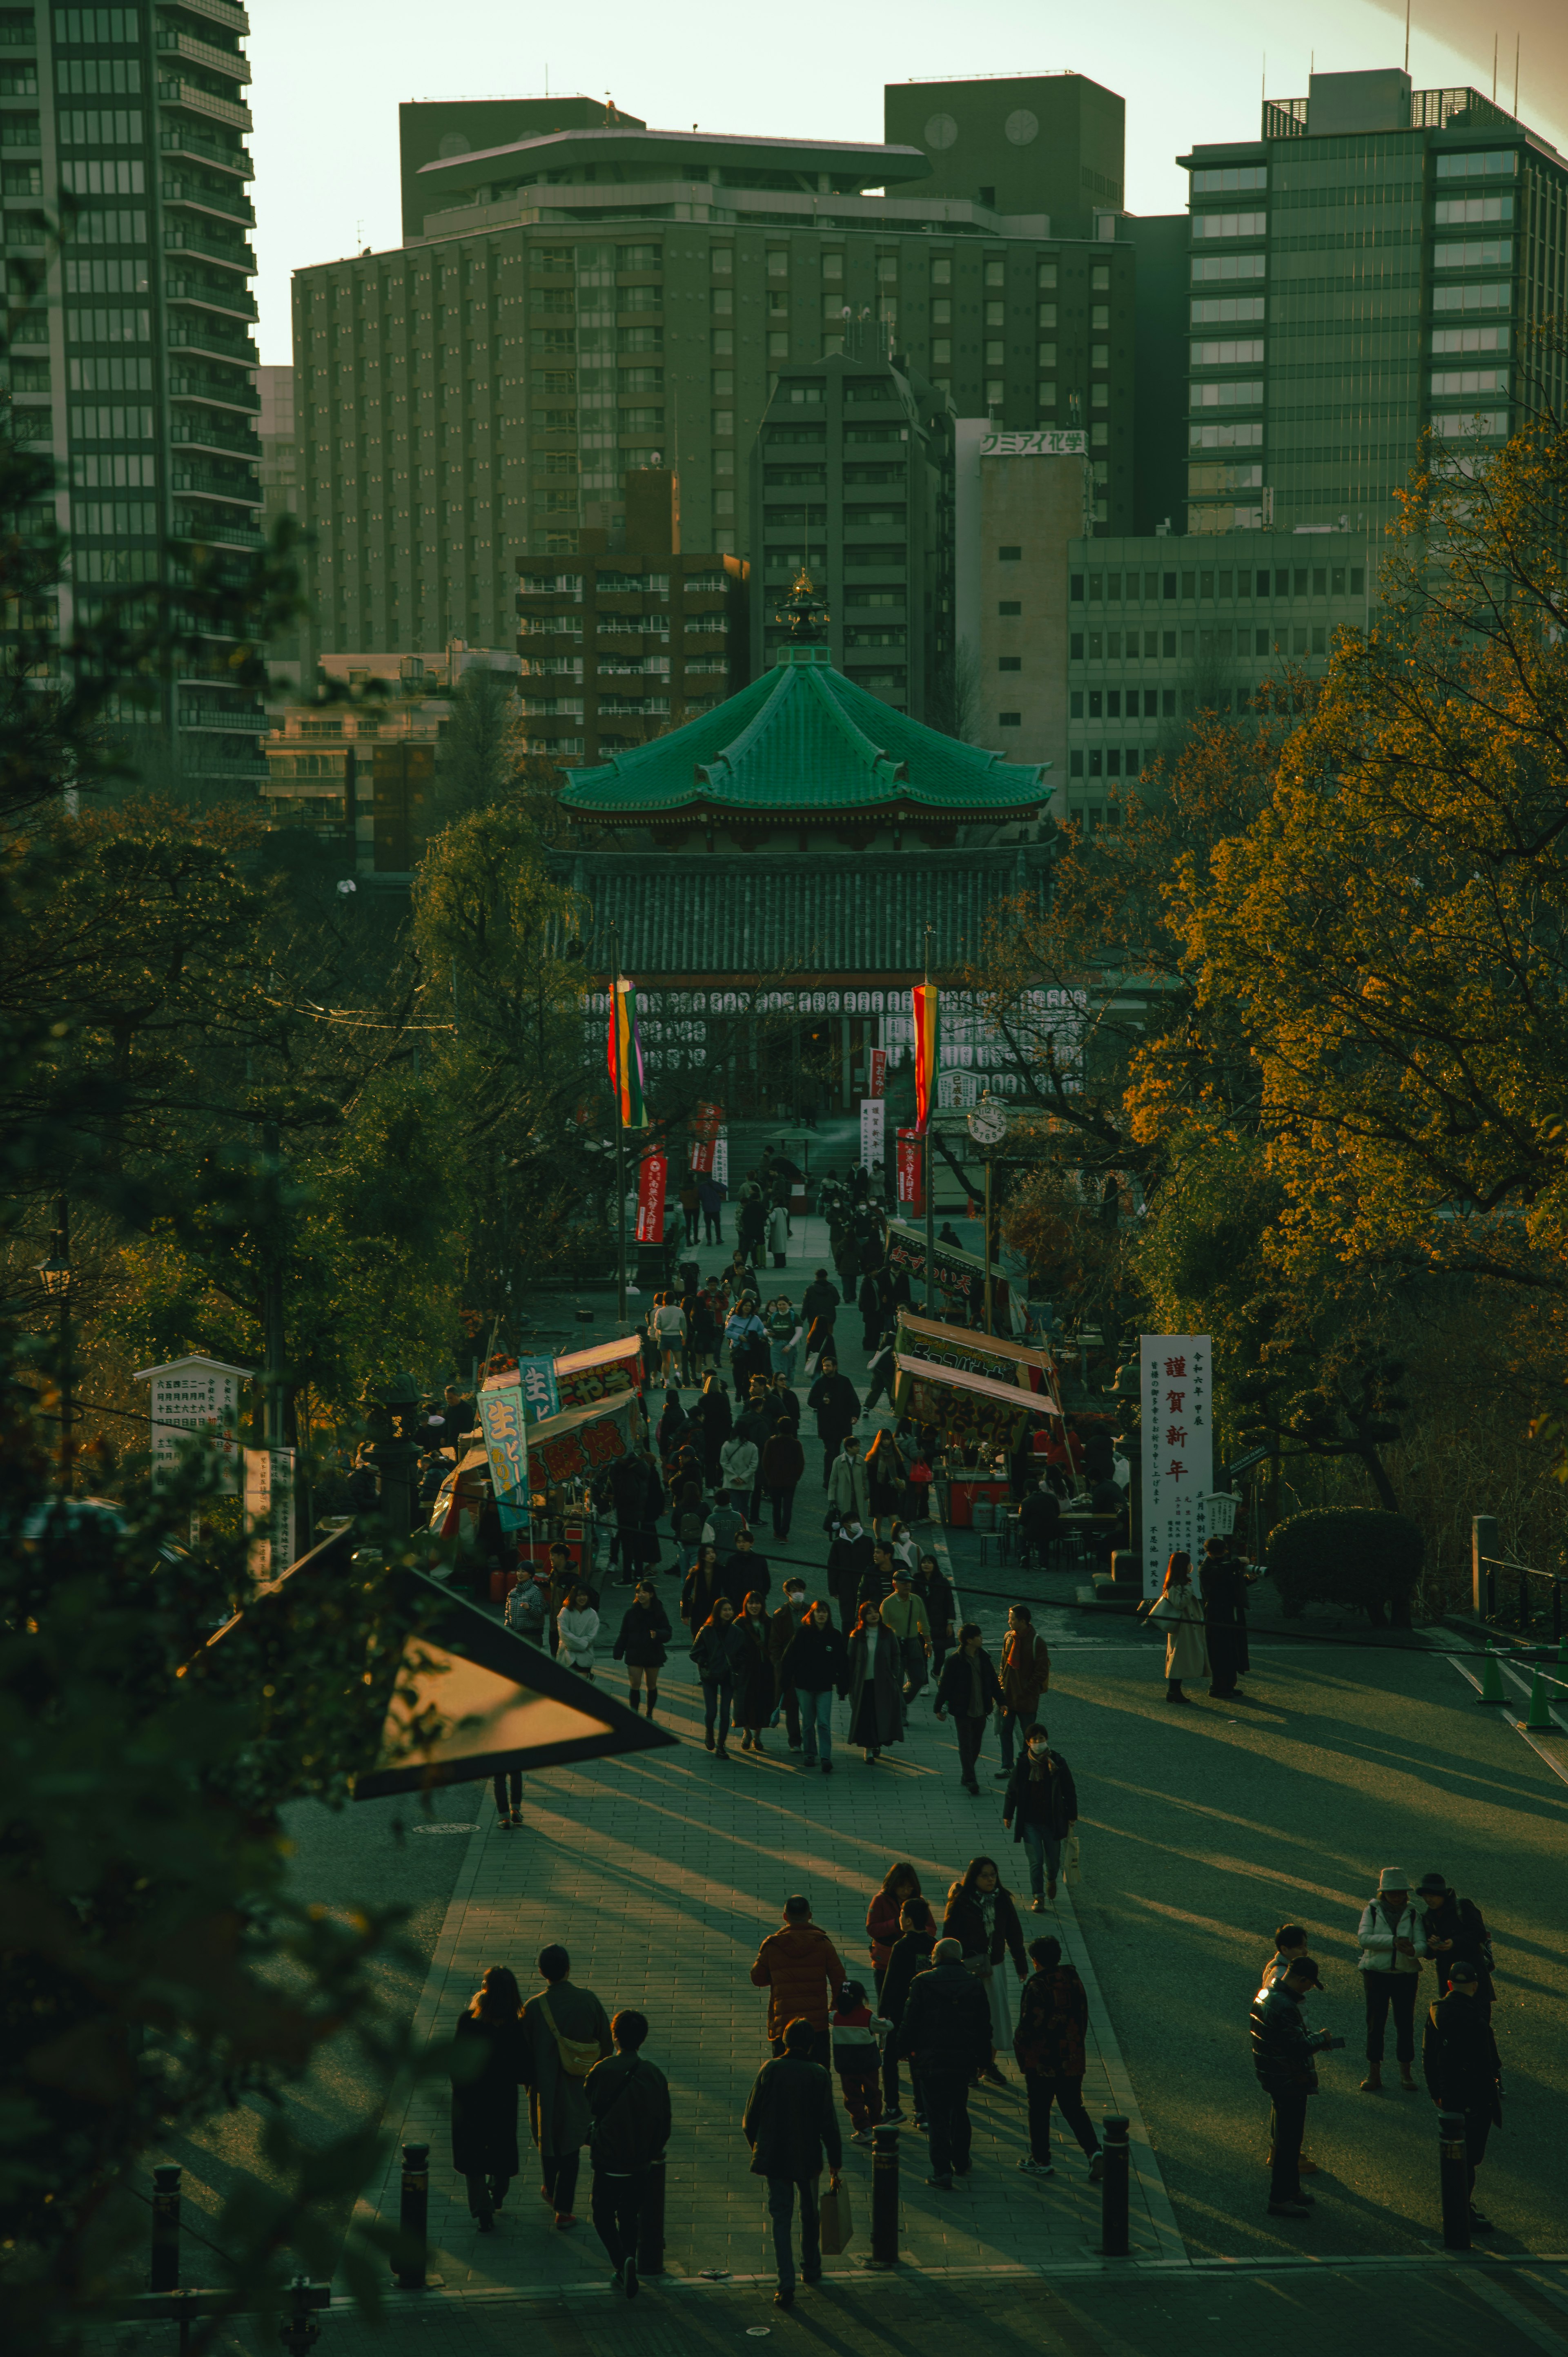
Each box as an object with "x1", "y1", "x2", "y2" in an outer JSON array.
[{"x1": 751, "y1": 1895, "x2": 848, "y2": 2069}]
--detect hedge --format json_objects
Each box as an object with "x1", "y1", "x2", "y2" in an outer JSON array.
[{"x1": 1267, "y1": 1507, "x2": 1423, "y2": 1628}]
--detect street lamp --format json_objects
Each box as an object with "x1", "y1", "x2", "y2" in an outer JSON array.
[{"x1": 36, "y1": 1197, "x2": 72, "y2": 1490}]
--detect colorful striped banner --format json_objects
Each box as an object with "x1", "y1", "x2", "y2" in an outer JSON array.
[
  {"x1": 608, "y1": 978, "x2": 647, "y2": 1128},
  {"x1": 912, "y1": 983, "x2": 939, "y2": 1134}
]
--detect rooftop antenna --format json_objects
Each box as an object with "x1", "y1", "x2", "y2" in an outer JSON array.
[
  {"x1": 1402, "y1": 0, "x2": 1409, "y2": 74},
  {"x1": 1492, "y1": 34, "x2": 1498, "y2": 101},
  {"x1": 1514, "y1": 35, "x2": 1520, "y2": 116}
]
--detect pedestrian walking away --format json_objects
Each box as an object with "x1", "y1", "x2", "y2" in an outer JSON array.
[
  {"x1": 521, "y1": 1945, "x2": 614, "y2": 2230},
  {"x1": 1421, "y1": 1959, "x2": 1502, "y2": 2232},
  {"x1": 450, "y1": 1965, "x2": 526, "y2": 2230},
  {"x1": 783, "y1": 1598, "x2": 848, "y2": 1773},
  {"x1": 832, "y1": 1978, "x2": 891, "y2": 2141},
  {"x1": 690, "y1": 1594, "x2": 748, "y2": 1759},
  {"x1": 692, "y1": 1374, "x2": 733, "y2": 1484},
  {"x1": 888, "y1": 1936, "x2": 991, "y2": 2189},
  {"x1": 699, "y1": 1171, "x2": 725, "y2": 1245},
  {"x1": 1249, "y1": 1953, "x2": 1342, "y2": 2217},
  {"x1": 680, "y1": 1540, "x2": 726, "y2": 1631},
  {"x1": 761, "y1": 1416, "x2": 806, "y2": 1541},
  {"x1": 750, "y1": 1894, "x2": 847, "y2": 2068},
  {"x1": 863, "y1": 1428, "x2": 906, "y2": 1539},
  {"x1": 1416, "y1": 1870, "x2": 1495, "y2": 2009},
  {"x1": 1140, "y1": 1550, "x2": 1209, "y2": 1702},
  {"x1": 808, "y1": 1354, "x2": 860, "y2": 1483},
  {"x1": 612, "y1": 1579, "x2": 671, "y2": 1721},
  {"x1": 996, "y1": 1603, "x2": 1051, "y2": 1777},
  {"x1": 826, "y1": 1514, "x2": 873, "y2": 1633},
  {"x1": 1357, "y1": 1867, "x2": 1429, "y2": 2090},
  {"x1": 1001, "y1": 1724, "x2": 1078, "y2": 1908},
  {"x1": 721, "y1": 1525, "x2": 771, "y2": 1613},
  {"x1": 943, "y1": 1855, "x2": 1027, "y2": 2080},
  {"x1": 742, "y1": 2016, "x2": 845, "y2": 2307},
  {"x1": 586, "y1": 2009, "x2": 672, "y2": 2298},
  {"x1": 828, "y1": 1430, "x2": 874, "y2": 1530},
  {"x1": 1013, "y1": 1937, "x2": 1104, "y2": 2181},
  {"x1": 879, "y1": 1898, "x2": 937, "y2": 2126},
  {"x1": 865, "y1": 1862, "x2": 935, "y2": 2008},
  {"x1": 934, "y1": 1621, "x2": 1004, "y2": 1793},
  {"x1": 1200, "y1": 1533, "x2": 1255, "y2": 1698},
  {"x1": 846, "y1": 1596, "x2": 904, "y2": 1764}
]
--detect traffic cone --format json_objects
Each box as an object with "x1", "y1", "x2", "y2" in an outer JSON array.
[
  {"x1": 1521, "y1": 1668, "x2": 1555, "y2": 1733},
  {"x1": 1477, "y1": 1641, "x2": 1507, "y2": 1704}
]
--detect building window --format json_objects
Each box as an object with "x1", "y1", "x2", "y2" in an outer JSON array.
[
  {"x1": 1000, "y1": 600, "x2": 1022, "y2": 616},
  {"x1": 932, "y1": 298, "x2": 951, "y2": 325},
  {"x1": 1163, "y1": 688, "x2": 1175, "y2": 716},
  {"x1": 1069, "y1": 750, "x2": 1083, "y2": 776},
  {"x1": 1091, "y1": 264, "x2": 1110, "y2": 290},
  {"x1": 823, "y1": 251, "x2": 844, "y2": 280},
  {"x1": 998, "y1": 655, "x2": 1021, "y2": 671},
  {"x1": 998, "y1": 544, "x2": 1021, "y2": 562},
  {"x1": 1069, "y1": 633, "x2": 1082, "y2": 660},
  {"x1": 1089, "y1": 749, "x2": 1102, "y2": 776},
  {"x1": 1091, "y1": 384, "x2": 1108, "y2": 409},
  {"x1": 1037, "y1": 384, "x2": 1057, "y2": 411},
  {"x1": 1038, "y1": 261, "x2": 1058, "y2": 289},
  {"x1": 767, "y1": 331, "x2": 788, "y2": 358},
  {"x1": 984, "y1": 340, "x2": 1004, "y2": 364},
  {"x1": 932, "y1": 256, "x2": 951, "y2": 285},
  {"x1": 1070, "y1": 690, "x2": 1083, "y2": 717},
  {"x1": 712, "y1": 286, "x2": 733, "y2": 314},
  {"x1": 985, "y1": 380, "x2": 1004, "y2": 406},
  {"x1": 999, "y1": 711, "x2": 1021, "y2": 726},
  {"x1": 768, "y1": 250, "x2": 789, "y2": 277},
  {"x1": 711, "y1": 328, "x2": 733, "y2": 355},
  {"x1": 1088, "y1": 691, "x2": 1102, "y2": 718},
  {"x1": 712, "y1": 248, "x2": 733, "y2": 274},
  {"x1": 932, "y1": 339, "x2": 951, "y2": 365},
  {"x1": 712, "y1": 409, "x2": 733, "y2": 436},
  {"x1": 712, "y1": 369, "x2": 733, "y2": 395},
  {"x1": 985, "y1": 259, "x2": 1005, "y2": 287}
]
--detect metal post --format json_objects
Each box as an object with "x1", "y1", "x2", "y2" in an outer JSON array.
[
  {"x1": 1471, "y1": 1515, "x2": 1498, "y2": 1620},
  {"x1": 869, "y1": 2123, "x2": 900, "y2": 2267},
  {"x1": 982, "y1": 1155, "x2": 993, "y2": 1336},
  {"x1": 1519, "y1": 1568, "x2": 1530, "y2": 1635},
  {"x1": 149, "y1": 2164, "x2": 181, "y2": 2292},
  {"x1": 610, "y1": 937, "x2": 628, "y2": 1327},
  {"x1": 922, "y1": 928, "x2": 934, "y2": 1315},
  {"x1": 1098, "y1": 2115, "x2": 1130, "y2": 2257},
  {"x1": 636, "y1": 2156, "x2": 666, "y2": 2276},
  {"x1": 392, "y1": 2141, "x2": 431, "y2": 2290},
  {"x1": 1438, "y1": 2108, "x2": 1471, "y2": 2251},
  {"x1": 278, "y1": 2278, "x2": 322, "y2": 2357}
]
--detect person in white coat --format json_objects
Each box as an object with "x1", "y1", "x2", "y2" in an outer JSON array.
[
  {"x1": 1356, "y1": 1867, "x2": 1429, "y2": 2091},
  {"x1": 828, "y1": 1433, "x2": 874, "y2": 1528},
  {"x1": 1140, "y1": 1552, "x2": 1209, "y2": 1704},
  {"x1": 557, "y1": 1585, "x2": 601, "y2": 1676},
  {"x1": 720, "y1": 1431, "x2": 760, "y2": 1498},
  {"x1": 767, "y1": 1200, "x2": 790, "y2": 1269}
]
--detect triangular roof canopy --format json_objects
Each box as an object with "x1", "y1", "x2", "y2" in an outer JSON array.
[{"x1": 561, "y1": 647, "x2": 1048, "y2": 827}]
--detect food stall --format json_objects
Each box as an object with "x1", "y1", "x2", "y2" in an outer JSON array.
[
  {"x1": 553, "y1": 1331, "x2": 645, "y2": 1411},
  {"x1": 895, "y1": 1309, "x2": 1058, "y2": 1400},
  {"x1": 884, "y1": 1220, "x2": 1028, "y2": 1338},
  {"x1": 891, "y1": 1354, "x2": 1037, "y2": 1528},
  {"x1": 519, "y1": 1389, "x2": 645, "y2": 1577}
]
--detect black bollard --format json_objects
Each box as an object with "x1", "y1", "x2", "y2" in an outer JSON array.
[
  {"x1": 278, "y1": 2279, "x2": 321, "y2": 2357},
  {"x1": 636, "y1": 2157, "x2": 666, "y2": 2277},
  {"x1": 869, "y1": 2124, "x2": 900, "y2": 2268},
  {"x1": 1438, "y1": 2109, "x2": 1471, "y2": 2252},
  {"x1": 1098, "y1": 2116, "x2": 1130, "y2": 2257},
  {"x1": 150, "y1": 2165, "x2": 181, "y2": 2293},
  {"x1": 392, "y1": 2141, "x2": 431, "y2": 2289}
]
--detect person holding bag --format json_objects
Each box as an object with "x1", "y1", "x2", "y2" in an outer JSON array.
[
  {"x1": 943, "y1": 1855, "x2": 1027, "y2": 2085},
  {"x1": 879, "y1": 1565, "x2": 931, "y2": 1703},
  {"x1": 1139, "y1": 1551, "x2": 1208, "y2": 1703},
  {"x1": 1356, "y1": 1867, "x2": 1429, "y2": 2091},
  {"x1": 520, "y1": 1944, "x2": 613, "y2": 2231},
  {"x1": 741, "y1": 2017, "x2": 845, "y2": 2310}
]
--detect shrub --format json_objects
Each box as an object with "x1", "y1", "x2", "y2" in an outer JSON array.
[{"x1": 1267, "y1": 1507, "x2": 1424, "y2": 1628}]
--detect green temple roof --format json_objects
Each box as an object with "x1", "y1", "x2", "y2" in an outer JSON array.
[{"x1": 559, "y1": 647, "x2": 1049, "y2": 824}]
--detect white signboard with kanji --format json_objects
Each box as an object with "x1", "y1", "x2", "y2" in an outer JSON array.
[
  {"x1": 244, "y1": 1445, "x2": 296, "y2": 1580},
  {"x1": 859, "y1": 1097, "x2": 885, "y2": 1172},
  {"x1": 1140, "y1": 1333, "x2": 1214, "y2": 1599},
  {"x1": 134, "y1": 1354, "x2": 252, "y2": 1494}
]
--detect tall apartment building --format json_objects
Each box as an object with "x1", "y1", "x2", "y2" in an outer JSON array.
[
  {"x1": 2, "y1": 0, "x2": 261, "y2": 785},
  {"x1": 1064, "y1": 529, "x2": 1370, "y2": 827},
  {"x1": 257, "y1": 360, "x2": 299, "y2": 687},
  {"x1": 953, "y1": 425, "x2": 1091, "y2": 787},
  {"x1": 1178, "y1": 66, "x2": 1568, "y2": 536},
  {"x1": 291, "y1": 83, "x2": 1136, "y2": 669},
  {"x1": 746, "y1": 351, "x2": 949, "y2": 718}
]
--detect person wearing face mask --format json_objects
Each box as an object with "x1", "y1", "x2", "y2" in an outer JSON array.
[
  {"x1": 782, "y1": 1598, "x2": 849, "y2": 1774},
  {"x1": 769, "y1": 1577, "x2": 810, "y2": 1750},
  {"x1": 1000, "y1": 1724, "x2": 1079, "y2": 1910}
]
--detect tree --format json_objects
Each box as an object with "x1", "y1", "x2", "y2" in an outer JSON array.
[{"x1": 434, "y1": 662, "x2": 522, "y2": 816}]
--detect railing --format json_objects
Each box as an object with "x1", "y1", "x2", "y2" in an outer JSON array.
[
  {"x1": 159, "y1": 124, "x2": 253, "y2": 178},
  {"x1": 1476, "y1": 1551, "x2": 1564, "y2": 1639}
]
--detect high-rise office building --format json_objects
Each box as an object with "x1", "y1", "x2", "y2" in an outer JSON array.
[
  {"x1": 746, "y1": 351, "x2": 950, "y2": 719},
  {"x1": 2, "y1": 0, "x2": 261, "y2": 787},
  {"x1": 291, "y1": 89, "x2": 1136, "y2": 670},
  {"x1": 257, "y1": 361, "x2": 299, "y2": 688},
  {"x1": 884, "y1": 72, "x2": 1125, "y2": 241},
  {"x1": 953, "y1": 425, "x2": 1091, "y2": 786},
  {"x1": 1179, "y1": 67, "x2": 1568, "y2": 535}
]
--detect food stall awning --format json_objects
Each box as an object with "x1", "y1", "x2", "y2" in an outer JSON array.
[
  {"x1": 884, "y1": 1220, "x2": 1027, "y2": 1338},
  {"x1": 527, "y1": 1390, "x2": 643, "y2": 1483},
  {"x1": 196, "y1": 1527, "x2": 673, "y2": 1794},
  {"x1": 896, "y1": 1310, "x2": 1058, "y2": 1409},
  {"x1": 553, "y1": 1330, "x2": 644, "y2": 1407},
  {"x1": 894, "y1": 1354, "x2": 1044, "y2": 1418}
]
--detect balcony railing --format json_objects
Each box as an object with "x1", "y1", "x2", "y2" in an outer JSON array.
[
  {"x1": 157, "y1": 78, "x2": 253, "y2": 134},
  {"x1": 168, "y1": 368, "x2": 261, "y2": 411},
  {"x1": 172, "y1": 509, "x2": 265, "y2": 548},
  {"x1": 164, "y1": 224, "x2": 256, "y2": 273},
  {"x1": 168, "y1": 321, "x2": 258, "y2": 365},
  {"x1": 159, "y1": 124, "x2": 253, "y2": 179},
  {"x1": 162, "y1": 176, "x2": 256, "y2": 227},
  {"x1": 165, "y1": 0, "x2": 252, "y2": 34},
  {"x1": 154, "y1": 29, "x2": 251, "y2": 87},
  {"x1": 171, "y1": 463, "x2": 259, "y2": 503},
  {"x1": 166, "y1": 273, "x2": 258, "y2": 320},
  {"x1": 171, "y1": 415, "x2": 260, "y2": 456}
]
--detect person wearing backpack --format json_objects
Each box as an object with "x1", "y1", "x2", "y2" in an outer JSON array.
[
  {"x1": 586, "y1": 2009, "x2": 672, "y2": 2300},
  {"x1": 521, "y1": 1943, "x2": 613, "y2": 2231}
]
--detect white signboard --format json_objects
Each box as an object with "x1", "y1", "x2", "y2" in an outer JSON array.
[
  {"x1": 712, "y1": 1130, "x2": 729, "y2": 1189},
  {"x1": 1141, "y1": 1333, "x2": 1214, "y2": 1599},
  {"x1": 244, "y1": 1445, "x2": 296, "y2": 1580},
  {"x1": 981, "y1": 429, "x2": 1088, "y2": 457},
  {"x1": 859, "y1": 1097, "x2": 885, "y2": 1171},
  {"x1": 134, "y1": 1355, "x2": 251, "y2": 1494}
]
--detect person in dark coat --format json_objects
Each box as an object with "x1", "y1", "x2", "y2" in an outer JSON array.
[
  {"x1": 761, "y1": 1417, "x2": 806, "y2": 1541},
  {"x1": 914, "y1": 1552, "x2": 957, "y2": 1674},
  {"x1": 1013, "y1": 1936, "x2": 1103, "y2": 2179},
  {"x1": 846, "y1": 1597, "x2": 904, "y2": 1764},
  {"x1": 1001, "y1": 1724, "x2": 1079, "y2": 1908},
  {"x1": 450, "y1": 1965, "x2": 525, "y2": 2230},
  {"x1": 586, "y1": 2009, "x2": 672, "y2": 2299},
  {"x1": 888, "y1": 1937, "x2": 992, "y2": 2190},
  {"x1": 934, "y1": 1623, "x2": 1004, "y2": 1793},
  {"x1": 690, "y1": 1594, "x2": 748, "y2": 1757},
  {"x1": 858, "y1": 1268, "x2": 884, "y2": 1351},
  {"x1": 519, "y1": 1945, "x2": 613, "y2": 2228},
  {"x1": 656, "y1": 1387, "x2": 688, "y2": 1459},
  {"x1": 1018, "y1": 1478, "x2": 1060, "y2": 1567},
  {"x1": 1200, "y1": 1535, "x2": 1254, "y2": 1699},
  {"x1": 691, "y1": 1374, "x2": 733, "y2": 1484},
  {"x1": 680, "y1": 1542, "x2": 726, "y2": 1632},
  {"x1": 783, "y1": 1599, "x2": 849, "y2": 1773},
  {"x1": 1421, "y1": 1960, "x2": 1503, "y2": 2231},
  {"x1": 612, "y1": 1580, "x2": 671, "y2": 1721},
  {"x1": 721, "y1": 1526, "x2": 771, "y2": 1613},
  {"x1": 826, "y1": 1518, "x2": 874, "y2": 1633},
  {"x1": 864, "y1": 1429, "x2": 906, "y2": 1538},
  {"x1": 768, "y1": 1371, "x2": 802, "y2": 1434},
  {"x1": 808, "y1": 1356, "x2": 860, "y2": 1482},
  {"x1": 1417, "y1": 1871, "x2": 1495, "y2": 2008},
  {"x1": 731, "y1": 1589, "x2": 776, "y2": 1752},
  {"x1": 769, "y1": 1577, "x2": 809, "y2": 1748},
  {"x1": 742, "y1": 2016, "x2": 844, "y2": 2308},
  {"x1": 943, "y1": 1855, "x2": 1027, "y2": 2083},
  {"x1": 879, "y1": 1901, "x2": 938, "y2": 2125}
]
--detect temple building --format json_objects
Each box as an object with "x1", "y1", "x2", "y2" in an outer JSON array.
[{"x1": 556, "y1": 577, "x2": 1072, "y2": 1115}]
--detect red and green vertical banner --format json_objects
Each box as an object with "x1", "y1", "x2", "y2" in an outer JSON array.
[
  {"x1": 911, "y1": 983, "x2": 939, "y2": 1134},
  {"x1": 608, "y1": 979, "x2": 647, "y2": 1128}
]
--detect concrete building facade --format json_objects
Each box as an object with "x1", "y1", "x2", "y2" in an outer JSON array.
[{"x1": 953, "y1": 426, "x2": 1090, "y2": 793}]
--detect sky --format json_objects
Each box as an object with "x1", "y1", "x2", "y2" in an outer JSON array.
[{"x1": 249, "y1": 0, "x2": 1568, "y2": 367}]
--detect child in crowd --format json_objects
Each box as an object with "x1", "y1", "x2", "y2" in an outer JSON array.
[{"x1": 831, "y1": 1978, "x2": 891, "y2": 2143}]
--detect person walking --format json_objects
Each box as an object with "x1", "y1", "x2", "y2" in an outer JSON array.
[
  {"x1": 888, "y1": 1936, "x2": 992, "y2": 2191},
  {"x1": 880, "y1": 1565, "x2": 931, "y2": 1703},
  {"x1": 719, "y1": 1424, "x2": 760, "y2": 1505},
  {"x1": 784, "y1": 1598, "x2": 849, "y2": 1774},
  {"x1": 1357, "y1": 1867, "x2": 1428, "y2": 2092},
  {"x1": 943, "y1": 1856, "x2": 1027, "y2": 2084},
  {"x1": 698, "y1": 1171, "x2": 725, "y2": 1245},
  {"x1": 1018, "y1": 1476, "x2": 1060, "y2": 1568},
  {"x1": 450, "y1": 1965, "x2": 526, "y2": 2232},
  {"x1": 733, "y1": 1588, "x2": 776, "y2": 1754},
  {"x1": 1250, "y1": 1953, "x2": 1341, "y2": 2219},
  {"x1": 914, "y1": 1551, "x2": 956, "y2": 1677},
  {"x1": 863, "y1": 1325, "x2": 899, "y2": 1418},
  {"x1": 742, "y1": 2016, "x2": 844, "y2": 2310},
  {"x1": 879, "y1": 1898, "x2": 937, "y2": 2128},
  {"x1": 1421, "y1": 1960, "x2": 1502, "y2": 2232},
  {"x1": 1200, "y1": 1534, "x2": 1254, "y2": 1699},
  {"x1": 612, "y1": 1580, "x2": 671, "y2": 1722},
  {"x1": 586, "y1": 2009, "x2": 671, "y2": 2299},
  {"x1": 866, "y1": 1864, "x2": 935, "y2": 2007},
  {"x1": 750, "y1": 1895, "x2": 847, "y2": 2068},
  {"x1": 1416, "y1": 1871, "x2": 1495, "y2": 2009},
  {"x1": 521, "y1": 1944, "x2": 613, "y2": 2231},
  {"x1": 801, "y1": 1266, "x2": 841, "y2": 1358},
  {"x1": 650, "y1": 1291, "x2": 686, "y2": 1387},
  {"x1": 826, "y1": 1514, "x2": 874, "y2": 1633},
  {"x1": 761, "y1": 1416, "x2": 806, "y2": 1541},
  {"x1": 721, "y1": 1525, "x2": 770, "y2": 1613},
  {"x1": 690, "y1": 1594, "x2": 747, "y2": 1759},
  {"x1": 864, "y1": 1428, "x2": 906, "y2": 1541},
  {"x1": 1141, "y1": 1551, "x2": 1209, "y2": 1702},
  {"x1": 1001, "y1": 1724, "x2": 1078, "y2": 1910},
  {"x1": 769, "y1": 1576, "x2": 809, "y2": 1749},
  {"x1": 857, "y1": 1538, "x2": 898, "y2": 1613},
  {"x1": 766, "y1": 1200, "x2": 790, "y2": 1270},
  {"x1": 846, "y1": 1596, "x2": 904, "y2": 1765},
  {"x1": 995, "y1": 1603, "x2": 1051, "y2": 1779},
  {"x1": 556, "y1": 1584, "x2": 600, "y2": 1677},
  {"x1": 702, "y1": 1488, "x2": 749, "y2": 1557},
  {"x1": 1013, "y1": 1936, "x2": 1104, "y2": 2182},
  {"x1": 934, "y1": 1622, "x2": 1004, "y2": 1794},
  {"x1": 764, "y1": 1295, "x2": 802, "y2": 1385},
  {"x1": 808, "y1": 1355, "x2": 861, "y2": 1483},
  {"x1": 680, "y1": 1540, "x2": 726, "y2": 1634},
  {"x1": 828, "y1": 1430, "x2": 874, "y2": 1530},
  {"x1": 677, "y1": 1173, "x2": 702, "y2": 1248},
  {"x1": 692, "y1": 1374, "x2": 732, "y2": 1484},
  {"x1": 831, "y1": 1978, "x2": 889, "y2": 2144}
]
